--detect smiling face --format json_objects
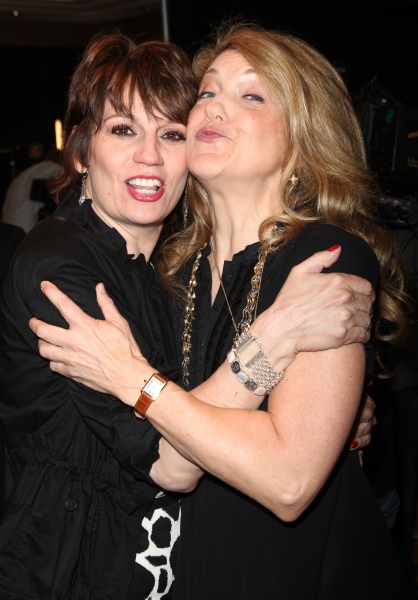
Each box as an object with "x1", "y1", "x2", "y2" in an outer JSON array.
[
  {"x1": 79, "y1": 91, "x2": 188, "y2": 249},
  {"x1": 186, "y1": 50, "x2": 287, "y2": 194}
]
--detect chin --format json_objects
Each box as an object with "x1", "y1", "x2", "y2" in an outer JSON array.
[
  {"x1": 128, "y1": 207, "x2": 163, "y2": 225},
  {"x1": 189, "y1": 158, "x2": 225, "y2": 182}
]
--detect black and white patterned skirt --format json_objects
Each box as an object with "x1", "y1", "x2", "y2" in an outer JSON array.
[{"x1": 128, "y1": 492, "x2": 181, "y2": 599}]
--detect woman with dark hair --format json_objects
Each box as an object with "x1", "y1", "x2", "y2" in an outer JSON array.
[
  {"x1": 0, "y1": 31, "x2": 375, "y2": 600},
  {"x1": 0, "y1": 34, "x2": 196, "y2": 600},
  {"x1": 31, "y1": 25, "x2": 411, "y2": 598}
]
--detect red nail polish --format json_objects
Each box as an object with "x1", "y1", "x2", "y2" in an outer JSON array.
[
  {"x1": 351, "y1": 441, "x2": 359, "y2": 449},
  {"x1": 327, "y1": 245, "x2": 340, "y2": 252}
]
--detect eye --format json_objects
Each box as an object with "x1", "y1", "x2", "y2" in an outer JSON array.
[
  {"x1": 162, "y1": 129, "x2": 186, "y2": 143},
  {"x1": 244, "y1": 94, "x2": 264, "y2": 102},
  {"x1": 198, "y1": 91, "x2": 215, "y2": 99},
  {"x1": 111, "y1": 123, "x2": 134, "y2": 136}
]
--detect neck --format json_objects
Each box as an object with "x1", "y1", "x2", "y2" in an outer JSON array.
[
  {"x1": 207, "y1": 179, "x2": 281, "y2": 265},
  {"x1": 206, "y1": 181, "x2": 281, "y2": 305},
  {"x1": 124, "y1": 226, "x2": 161, "y2": 261},
  {"x1": 91, "y1": 203, "x2": 161, "y2": 261}
]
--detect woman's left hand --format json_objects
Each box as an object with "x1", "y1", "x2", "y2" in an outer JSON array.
[
  {"x1": 29, "y1": 281, "x2": 147, "y2": 400},
  {"x1": 348, "y1": 390, "x2": 376, "y2": 451},
  {"x1": 251, "y1": 247, "x2": 375, "y2": 370}
]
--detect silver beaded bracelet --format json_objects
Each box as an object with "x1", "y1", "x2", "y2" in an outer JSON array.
[{"x1": 227, "y1": 330, "x2": 285, "y2": 396}]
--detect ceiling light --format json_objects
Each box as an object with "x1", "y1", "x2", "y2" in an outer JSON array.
[{"x1": 55, "y1": 120, "x2": 63, "y2": 151}]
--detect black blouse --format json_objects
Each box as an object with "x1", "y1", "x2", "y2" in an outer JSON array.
[
  {"x1": 0, "y1": 196, "x2": 177, "y2": 600},
  {"x1": 172, "y1": 223, "x2": 411, "y2": 599}
]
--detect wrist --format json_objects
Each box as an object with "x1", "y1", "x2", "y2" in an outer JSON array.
[
  {"x1": 251, "y1": 312, "x2": 296, "y2": 372},
  {"x1": 227, "y1": 329, "x2": 285, "y2": 396},
  {"x1": 134, "y1": 372, "x2": 169, "y2": 419},
  {"x1": 117, "y1": 359, "x2": 155, "y2": 408}
]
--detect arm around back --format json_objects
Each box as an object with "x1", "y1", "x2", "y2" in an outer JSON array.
[{"x1": 144, "y1": 225, "x2": 379, "y2": 518}]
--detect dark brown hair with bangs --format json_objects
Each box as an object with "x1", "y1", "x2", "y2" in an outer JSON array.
[{"x1": 51, "y1": 32, "x2": 198, "y2": 202}]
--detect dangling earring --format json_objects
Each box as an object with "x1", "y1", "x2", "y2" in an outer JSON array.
[
  {"x1": 182, "y1": 186, "x2": 189, "y2": 227},
  {"x1": 79, "y1": 171, "x2": 88, "y2": 205},
  {"x1": 289, "y1": 173, "x2": 298, "y2": 188}
]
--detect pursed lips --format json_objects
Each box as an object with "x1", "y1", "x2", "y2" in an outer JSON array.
[{"x1": 196, "y1": 127, "x2": 227, "y2": 142}]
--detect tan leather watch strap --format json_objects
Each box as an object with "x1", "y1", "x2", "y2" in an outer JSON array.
[
  {"x1": 134, "y1": 373, "x2": 168, "y2": 419},
  {"x1": 134, "y1": 391, "x2": 153, "y2": 419}
]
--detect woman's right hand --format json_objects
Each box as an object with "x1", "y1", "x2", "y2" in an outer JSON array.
[
  {"x1": 29, "y1": 282, "x2": 146, "y2": 402},
  {"x1": 251, "y1": 245, "x2": 375, "y2": 369}
]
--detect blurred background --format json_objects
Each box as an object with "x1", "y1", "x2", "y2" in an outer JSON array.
[{"x1": 0, "y1": 0, "x2": 417, "y2": 199}]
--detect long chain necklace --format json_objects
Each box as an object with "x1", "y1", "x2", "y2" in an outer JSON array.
[
  {"x1": 181, "y1": 244, "x2": 206, "y2": 387},
  {"x1": 210, "y1": 238, "x2": 238, "y2": 334},
  {"x1": 181, "y1": 239, "x2": 269, "y2": 387}
]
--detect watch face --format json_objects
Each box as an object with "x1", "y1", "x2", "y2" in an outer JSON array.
[{"x1": 143, "y1": 376, "x2": 166, "y2": 400}]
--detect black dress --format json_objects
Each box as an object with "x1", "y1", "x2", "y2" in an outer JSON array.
[
  {"x1": 172, "y1": 223, "x2": 412, "y2": 599},
  {"x1": 0, "y1": 196, "x2": 179, "y2": 600}
]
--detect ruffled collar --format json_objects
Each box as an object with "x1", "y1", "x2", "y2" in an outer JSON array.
[{"x1": 54, "y1": 194, "x2": 150, "y2": 275}]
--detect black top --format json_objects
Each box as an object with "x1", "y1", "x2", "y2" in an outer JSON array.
[
  {"x1": 0, "y1": 222, "x2": 26, "y2": 517},
  {"x1": 0, "y1": 222, "x2": 25, "y2": 291},
  {"x1": 0, "y1": 196, "x2": 177, "y2": 600},
  {"x1": 172, "y1": 223, "x2": 412, "y2": 599}
]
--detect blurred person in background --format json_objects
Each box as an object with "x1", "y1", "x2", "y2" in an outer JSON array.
[{"x1": 1, "y1": 147, "x2": 62, "y2": 233}]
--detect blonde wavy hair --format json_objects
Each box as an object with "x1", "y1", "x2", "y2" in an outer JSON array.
[{"x1": 158, "y1": 23, "x2": 410, "y2": 356}]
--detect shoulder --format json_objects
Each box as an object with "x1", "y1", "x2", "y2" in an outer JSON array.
[
  {"x1": 0, "y1": 222, "x2": 26, "y2": 247},
  {"x1": 292, "y1": 223, "x2": 373, "y2": 258},
  {"x1": 13, "y1": 204, "x2": 121, "y2": 268},
  {"x1": 286, "y1": 223, "x2": 379, "y2": 288},
  {"x1": 14, "y1": 215, "x2": 88, "y2": 267},
  {"x1": 0, "y1": 224, "x2": 26, "y2": 289},
  {"x1": 7, "y1": 214, "x2": 117, "y2": 302}
]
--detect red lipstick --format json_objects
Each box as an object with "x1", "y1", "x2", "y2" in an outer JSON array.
[{"x1": 126, "y1": 176, "x2": 164, "y2": 202}]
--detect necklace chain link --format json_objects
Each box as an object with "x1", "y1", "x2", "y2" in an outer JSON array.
[
  {"x1": 235, "y1": 244, "x2": 268, "y2": 339},
  {"x1": 181, "y1": 240, "x2": 269, "y2": 387},
  {"x1": 181, "y1": 244, "x2": 206, "y2": 387}
]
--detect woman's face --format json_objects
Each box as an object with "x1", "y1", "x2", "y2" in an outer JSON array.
[
  {"x1": 82, "y1": 92, "x2": 188, "y2": 239},
  {"x1": 186, "y1": 50, "x2": 287, "y2": 190}
]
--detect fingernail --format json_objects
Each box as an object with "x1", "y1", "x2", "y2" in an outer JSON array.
[
  {"x1": 351, "y1": 441, "x2": 359, "y2": 449},
  {"x1": 97, "y1": 283, "x2": 105, "y2": 293},
  {"x1": 40, "y1": 281, "x2": 46, "y2": 289},
  {"x1": 327, "y1": 245, "x2": 340, "y2": 252}
]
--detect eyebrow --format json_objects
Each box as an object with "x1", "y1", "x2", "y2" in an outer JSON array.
[
  {"x1": 103, "y1": 112, "x2": 130, "y2": 123},
  {"x1": 204, "y1": 67, "x2": 256, "y2": 76},
  {"x1": 103, "y1": 112, "x2": 183, "y2": 127}
]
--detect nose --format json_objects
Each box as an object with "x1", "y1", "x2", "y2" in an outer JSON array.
[
  {"x1": 204, "y1": 94, "x2": 227, "y2": 123},
  {"x1": 133, "y1": 132, "x2": 164, "y2": 165}
]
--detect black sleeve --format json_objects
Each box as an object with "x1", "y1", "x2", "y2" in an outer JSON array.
[
  {"x1": 0, "y1": 223, "x2": 26, "y2": 290},
  {"x1": 281, "y1": 223, "x2": 379, "y2": 375},
  {"x1": 0, "y1": 222, "x2": 163, "y2": 482},
  {"x1": 287, "y1": 224, "x2": 379, "y2": 288}
]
